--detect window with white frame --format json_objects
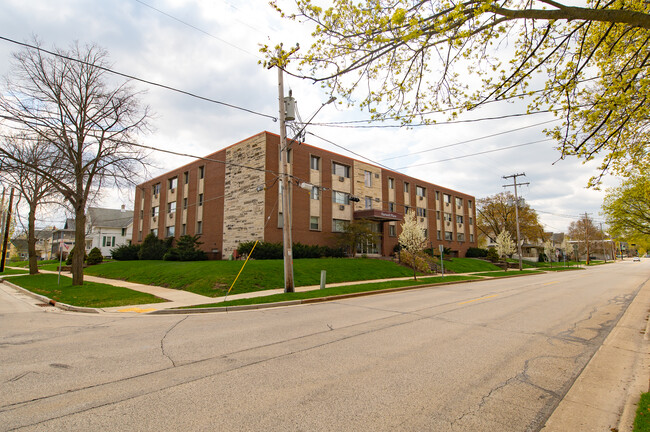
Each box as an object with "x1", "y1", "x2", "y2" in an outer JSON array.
[
  {"x1": 152, "y1": 183, "x2": 160, "y2": 195},
  {"x1": 151, "y1": 206, "x2": 159, "y2": 217},
  {"x1": 333, "y1": 162, "x2": 350, "y2": 178},
  {"x1": 437, "y1": 230, "x2": 441, "y2": 240},
  {"x1": 365, "y1": 196, "x2": 372, "y2": 209},
  {"x1": 444, "y1": 193, "x2": 451, "y2": 204},
  {"x1": 456, "y1": 197, "x2": 463, "y2": 207},
  {"x1": 444, "y1": 212, "x2": 452, "y2": 222},
  {"x1": 416, "y1": 186, "x2": 425, "y2": 197},
  {"x1": 389, "y1": 225, "x2": 396, "y2": 236},
  {"x1": 311, "y1": 186, "x2": 320, "y2": 200},
  {"x1": 388, "y1": 202, "x2": 396, "y2": 212},
  {"x1": 444, "y1": 231, "x2": 453, "y2": 241},
  {"x1": 457, "y1": 233, "x2": 465, "y2": 242},
  {"x1": 456, "y1": 215, "x2": 463, "y2": 224},
  {"x1": 364, "y1": 171, "x2": 372, "y2": 187},
  {"x1": 332, "y1": 219, "x2": 349, "y2": 232},
  {"x1": 310, "y1": 155, "x2": 320, "y2": 170},
  {"x1": 168, "y1": 177, "x2": 177, "y2": 190},
  {"x1": 168, "y1": 202, "x2": 176, "y2": 213},
  {"x1": 404, "y1": 182, "x2": 410, "y2": 193},
  {"x1": 388, "y1": 178, "x2": 394, "y2": 189},
  {"x1": 196, "y1": 221, "x2": 203, "y2": 234},
  {"x1": 166, "y1": 226, "x2": 175, "y2": 237},
  {"x1": 310, "y1": 216, "x2": 320, "y2": 230},
  {"x1": 416, "y1": 207, "x2": 426, "y2": 217},
  {"x1": 332, "y1": 191, "x2": 350, "y2": 205}
]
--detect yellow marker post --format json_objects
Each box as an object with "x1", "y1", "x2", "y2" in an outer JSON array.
[{"x1": 224, "y1": 240, "x2": 259, "y2": 302}]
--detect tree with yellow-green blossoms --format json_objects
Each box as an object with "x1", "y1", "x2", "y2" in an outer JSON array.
[{"x1": 263, "y1": 0, "x2": 650, "y2": 187}]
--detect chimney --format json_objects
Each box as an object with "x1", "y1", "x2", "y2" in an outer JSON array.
[{"x1": 121, "y1": 204, "x2": 126, "y2": 213}]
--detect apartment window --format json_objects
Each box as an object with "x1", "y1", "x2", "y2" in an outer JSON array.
[
  {"x1": 196, "y1": 221, "x2": 203, "y2": 234},
  {"x1": 332, "y1": 219, "x2": 349, "y2": 232},
  {"x1": 388, "y1": 202, "x2": 396, "y2": 212},
  {"x1": 389, "y1": 225, "x2": 396, "y2": 237},
  {"x1": 183, "y1": 171, "x2": 189, "y2": 184},
  {"x1": 456, "y1": 215, "x2": 464, "y2": 224},
  {"x1": 310, "y1": 155, "x2": 320, "y2": 170},
  {"x1": 365, "y1": 196, "x2": 373, "y2": 209},
  {"x1": 435, "y1": 191, "x2": 440, "y2": 200},
  {"x1": 388, "y1": 178, "x2": 395, "y2": 189},
  {"x1": 182, "y1": 224, "x2": 186, "y2": 235},
  {"x1": 198, "y1": 166, "x2": 205, "y2": 179},
  {"x1": 469, "y1": 217, "x2": 473, "y2": 225},
  {"x1": 444, "y1": 212, "x2": 452, "y2": 222},
  {"x1": 457, "y1": 233, "x2": 465, "y2": 242},
  {"x1": 445, "y1": 231, "x2": 453, "y2": 241},
  {"x1": 364, "y1": 171, "x2": 372, "y2": 187},
  {"x1": 183, "y1": 198, "x2": 188, "y2": 210},
  {"x1": 437, "y1": 230, "x2": 441, "y2": 240},
  {"x1": 198, "y1": 193, "x2": 204, "y2": 206},
  {"x1": 168, "y1": 202, "x2": 176, "y2": 213},
  {"x1": 332, "y1": 191, "x2": 350, "y2": 205},
  {"x1": 333, "y1": 162, "x2": 350, "y2": 178},
  {"x1": 404, "y1": 205, "x2": 410, "y2": 215},
  {"x1": 416, "y1": 207, "x2": 427, "y2": 217},
  {"x1": 404, "y1": 182, "x2": 410, "y2": 193},
  {"x1": 151, "y1": 206, "x2": 159, "y2": 217},
  {"x1": 166, "y1": 226, "x2": 175, "y2": 237},
  {"x1": 468, "y1": 200, "x2": 473, "y2": 209},
  {"x1": 168, "y1": 177, "x2": 177, "y2": 190},
  {"x1": 138, "y1": 231, "x2": 143, "y2": 242},
  {"x1": 152, "y1": 183, "x2": 161, "y2": 196},
  {"x1": 436, "y1": 211, "x2": 441, "y2": 220},
  {"x1": 416, "y1": 186, "x2": 426, "y2": 197},
  {"x1": 140, "y1": 209, "x2": 144, "y2": 219},
  {"x1": 311, "y1": 186, "x2": 320, "y2": 200},
  {"x1": 310, "y1": 216, "x2": 320, "y2": 230},
  {"x1": 151, "y1": 228, "x2": 158, "y2": 236},
  {"x1": 470, "y1": 234, "x2": 474, "y2": 242},
  {"x1": 456, "y1": 197, "x2": 463, "y2": 207}
]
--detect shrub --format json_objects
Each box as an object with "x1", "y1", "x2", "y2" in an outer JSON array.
[
  {"x1": 399, "y1": 250, "x2": 431, "y2": 273},
  {"x1": 486, "y1": 247, "x2": 500, "y2": 262},
  {"x1": 236, "y1": 241, "x2": 345, "y2": 260},
  {"x1": 466, "y1": 247, "x2": 488, "y2": 258},
  {"x1": 86, "y1": 247, "x2": 104, "y2": 265},
  {"x1": 111, "y1": 244, "x2": 141, "y2": 260},
  {"x1": 163, "y1": 235, "x2": 207, "y2": 261},
  {"x1": 138, "y1": 233, "x2": 172, "y2": 260},
  {"x1": 65, "y1": 247, "x2": 87, "y2": 265}
]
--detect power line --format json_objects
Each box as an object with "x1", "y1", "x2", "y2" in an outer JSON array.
[
  {"x1": 381, "y1": 119, "x2": 560, "y2": 162},
  {"x1": 133, "y1": 0, "x2": 260, "y2": 59},
  {"x1": 395, "y1": 138, "x2": 553, "y2": 170},
  {"x1": 307, "y1": 132, "x2": 397, "y2": 172},
  {"x1": 0, "y1": 35, "x2": 277, "y2": 121}
]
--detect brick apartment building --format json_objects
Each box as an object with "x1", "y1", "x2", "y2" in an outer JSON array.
[{"x1": 133, "y1": 131, "x2": 478, "y2": 259}]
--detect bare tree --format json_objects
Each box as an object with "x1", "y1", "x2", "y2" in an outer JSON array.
[
  {"x1": 0, "y1": 134, "x2": 61, "y2": 274},
  {"x1": 0, "y1": 39, "x2": 151, "y2": 285}
]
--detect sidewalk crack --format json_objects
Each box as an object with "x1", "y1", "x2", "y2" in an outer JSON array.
[{"x1": 160, "y1": 316, "x2": 188, "y2": 367}]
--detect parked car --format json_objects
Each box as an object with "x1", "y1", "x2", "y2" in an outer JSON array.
[{"x1": 633, "y1": 257, "x2": 641, "y2": 262}]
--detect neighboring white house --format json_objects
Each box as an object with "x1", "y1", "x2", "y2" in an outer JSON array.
[{"x1": 86, "y1": 206, "x2": 134, "y2": 257}]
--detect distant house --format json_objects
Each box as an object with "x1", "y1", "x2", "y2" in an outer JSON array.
[
  {"x1": 86, "y1": 206, "x2": 133, "y2": 257},
  {"x1": 51, "y1": 207, "x2": 134, "y2": 258},
  {"x1": 9, "y1": 237, "x2": 28, "y2": 260}
]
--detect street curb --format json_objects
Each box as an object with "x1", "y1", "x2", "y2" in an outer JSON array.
[{"x1": 0, "y1": 278, "x2": 100, "y2": 314}]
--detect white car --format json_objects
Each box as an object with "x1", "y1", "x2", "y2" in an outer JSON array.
[{"x1": 633, "y1": 257, "x2": 641, "y2": 262}]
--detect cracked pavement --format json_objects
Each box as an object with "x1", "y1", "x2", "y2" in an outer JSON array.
[{"x1": 1, "y1": 260, "x2": 648, "y2": 431}]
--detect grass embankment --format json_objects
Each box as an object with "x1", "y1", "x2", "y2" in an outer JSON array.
[
  {"x1": 84, "y1": 258, "x2": 420, "y2": 297},
  {"x1": 1, "y1": 268, "x2": 29, "y2": 275},
  {"x1": 9, "y1": 259, "x2": 59, "y2": 268},
  {"x1": 634, "y1": 392, "x2": 650, "y2": 431},
  {"x1": 439, "y1": 258, "x2": 501, "y2": 273},
  {"x1": 185, "y1": 275, "x2": 481, "y2": 308},
  {"x1": 472, "y1": 270, "x2": 544, "y2": 278},
  {"x1": 7, "y1": 274, "x2": 165, "y2": 308}
]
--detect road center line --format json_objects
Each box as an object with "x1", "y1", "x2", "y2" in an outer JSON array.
[
  {"x1": 458, "y1": 294, "x2": 498, "y2": 305},
  {"x1": 543, "y1": 281, "x2": 560, "y2": 286}
]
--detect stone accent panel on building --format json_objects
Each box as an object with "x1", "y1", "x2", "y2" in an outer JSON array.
[{"x1": 222, "y1": 135, "x2": 266, "y2": 258}]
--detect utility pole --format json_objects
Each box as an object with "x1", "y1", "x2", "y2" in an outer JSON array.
[
  {"x1": 277, "y1": 66, "x2": 295, "y2": 293},
  {"x1": 503, "y1": 173, "x2": 529, "y2": 271},
  {"x1": 0, "y1": 188, "x2": 15, "y2": 272},
  {"x1": 599, "y1": 222, "x2": 607, "y2": 263},
  {"x1": 584, "y1": 212, "x2": 591, "y2": 265}
]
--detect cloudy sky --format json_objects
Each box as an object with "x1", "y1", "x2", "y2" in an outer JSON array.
[{"x1": 0, "y1": 0, "x2": 616, "y2": 234}]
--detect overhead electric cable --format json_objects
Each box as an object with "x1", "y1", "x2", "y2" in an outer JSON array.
[
  {"x1": 380, "y1": 118, "x2": 560, "y2": 161},
  {"x1": 306, "y1": 132, "x2": 397, "y2": 171},
  {"x1": 0, "y1": 35, "x2": 277, "y2": 121}
]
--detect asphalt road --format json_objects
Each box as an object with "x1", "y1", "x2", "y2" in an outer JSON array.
[{"x1": 1, "y1": 260, "x2": 648, "y2": 431}]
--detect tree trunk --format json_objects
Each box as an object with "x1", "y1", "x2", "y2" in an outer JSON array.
[
  {"x1": 413, "y1": 263, "x2": 417, "y2": 281},
  {"x1": 27, "y1": 202, "x2": 38, "y2": 275},
  {"x1": 72, "y1": 205, "x2": 86, "y2": 286}
]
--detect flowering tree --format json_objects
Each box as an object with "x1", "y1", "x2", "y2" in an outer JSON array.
[
  {"x1": 399, "y1": 212, "x2": 427, "y2": 280},
  {"x1": 495, "y1": 230, "x2": 516, "y2": 271},
  {"x1": 543, "y1": 239, "x2": 555, "y2": 266}
]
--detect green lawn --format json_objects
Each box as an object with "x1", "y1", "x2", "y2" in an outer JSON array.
[
  {"x1": 472, "y1": 270, "x2": 544, "y2": 277},
  {"x1": 184, "y1": 275, "x2": 481, "y2": 308},
  {"x1": 441, "y1": 258, "x2": 501, "y2": 273},
  {"x1": 0, "y1": 268, "x2": 29, "y2": 275},
  {"x1": 634, "y1": 392, "x2": 650, "y2": 431},
  {"x1": 9, "y1": 259, "x2": 59, "y2": 268},
  {"x1": 7, "y1": 274, "x2": 166, "y2": 308},
  {"x1": 84, "y1": 258, "x2": 420, "y2": 297}
]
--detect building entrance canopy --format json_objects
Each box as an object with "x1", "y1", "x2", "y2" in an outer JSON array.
[{"x1": 353, "y1": 209, "x2": 403, "y2": 222}]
